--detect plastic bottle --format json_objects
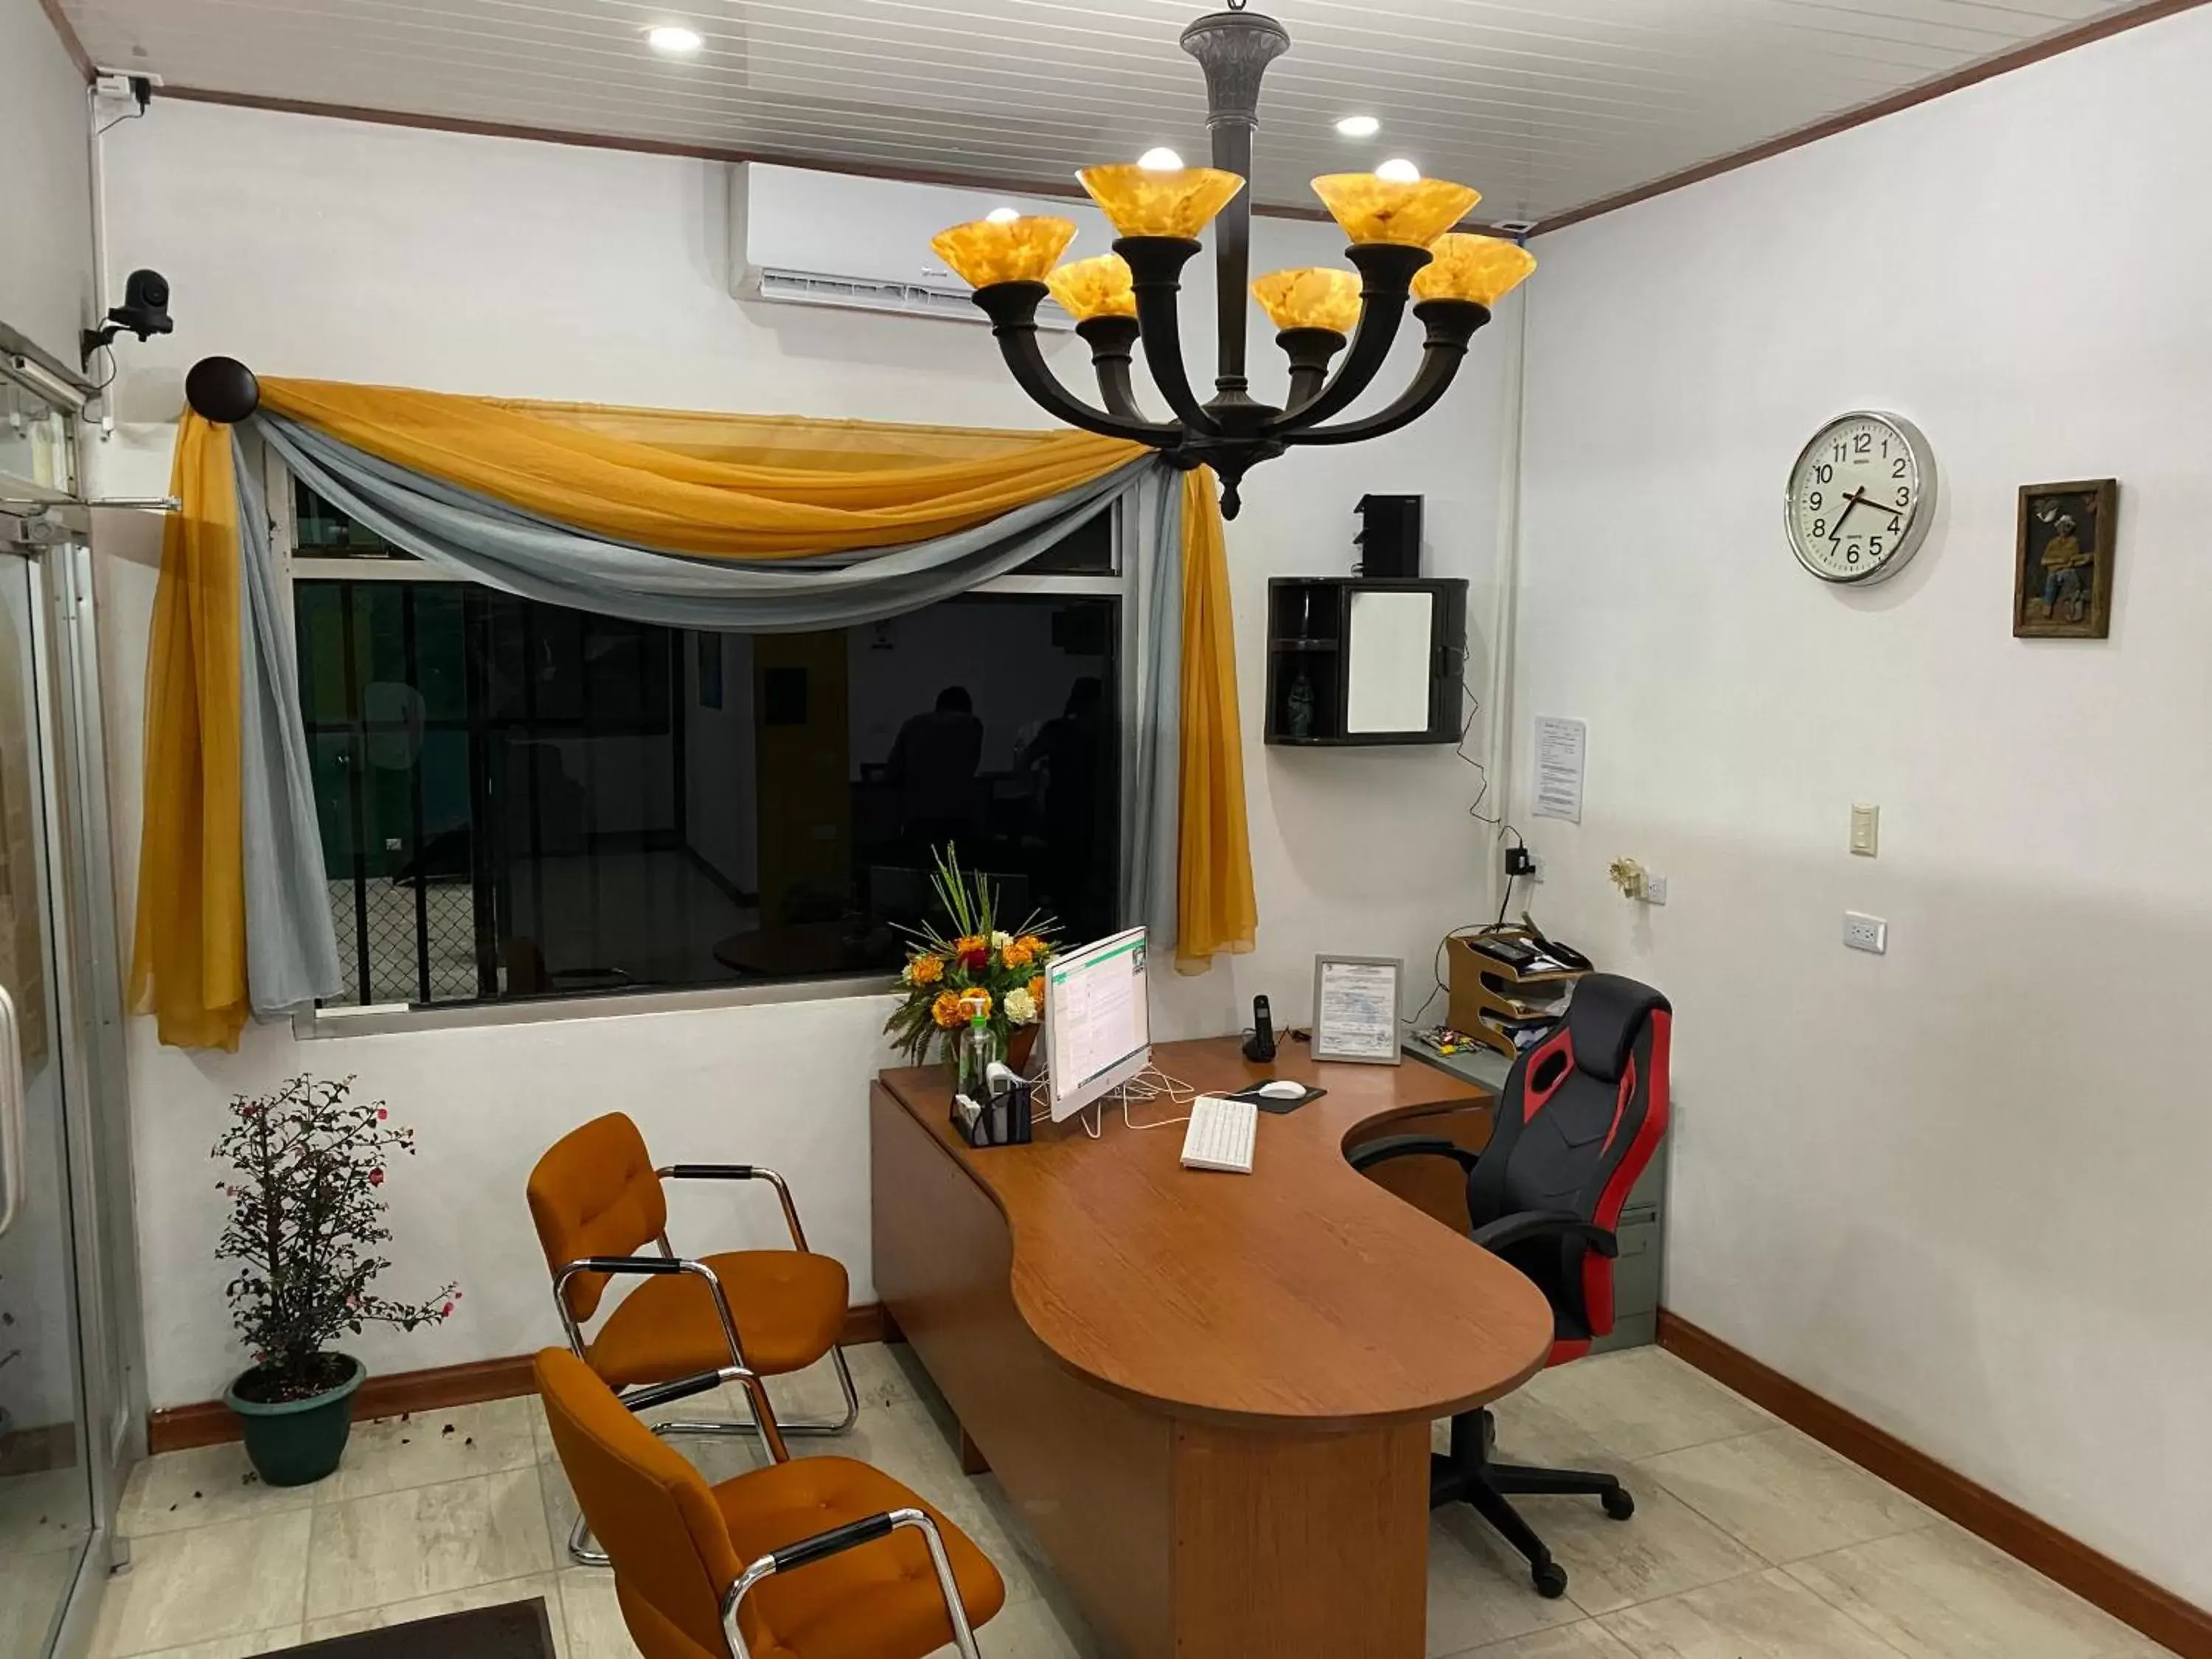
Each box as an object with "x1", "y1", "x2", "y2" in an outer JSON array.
[{"x1": 956, "y1": 1006, "x2": 1000, "y2": 1107}]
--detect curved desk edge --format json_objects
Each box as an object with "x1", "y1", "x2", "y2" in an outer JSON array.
[{"x1": 874, "y1": 1038, "x2": 1557, "y2": 1432}]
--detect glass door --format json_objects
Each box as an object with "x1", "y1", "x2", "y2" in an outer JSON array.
[{"x1": 0, "y1": 546, "x2": 94, "y2": 1659}]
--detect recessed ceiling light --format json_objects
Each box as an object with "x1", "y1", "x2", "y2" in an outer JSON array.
[
  {"x1": 1376, "y1": 156, "x2": 1422, "y2": 183},
  {"x1": 1137, "y1": 147, "x2": 1186, "y2": 172},
  {"x1": 645, "y1": 24, "x2": 703, "y2": 55},
  {"x1": 1335, "y1": 114, "x2": 1380, "y2": 138},
  {"x1": 985, "y1": 206, "x2": 1020, "y2": 224}
]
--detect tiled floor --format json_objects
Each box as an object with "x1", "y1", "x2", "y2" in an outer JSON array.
[{"x1": 88, "y1": 1343, "x2": 2174, "y2": 1659}]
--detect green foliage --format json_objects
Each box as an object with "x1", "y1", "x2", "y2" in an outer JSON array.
[
  {"x1": 213, "y1": 1077, "x2": 457, "y2": 1401},
  {"x1": 882, "y1": 846, "x2": 1059, "y2": 1066}
]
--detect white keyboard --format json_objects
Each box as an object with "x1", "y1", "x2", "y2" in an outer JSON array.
[{"x1": 1180, "y1": 1095, "x2": 1257, "y2": 1174}]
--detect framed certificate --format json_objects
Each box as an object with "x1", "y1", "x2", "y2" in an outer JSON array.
[{"x1": 1310, "y1": 954, "x2": 1404, "y2": 1065}]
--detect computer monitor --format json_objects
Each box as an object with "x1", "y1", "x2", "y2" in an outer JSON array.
[{"x1": 1042, "y1": 926, "x2": 1151, "y2": 1123}]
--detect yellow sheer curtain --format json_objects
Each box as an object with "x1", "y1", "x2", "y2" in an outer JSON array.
[
  {"x1": 1176, "y1": 469, "x2": 1257, "y2": 971},
  {"x1": 259, "y1": 380, "x2": 1143, "y2": 557},
  {"x1": 131, "y1": 416, "x2": 248, "y2": 1049},
  {"x1": 133, "y1": 388, "x2": 1258, "y2": 1048}
]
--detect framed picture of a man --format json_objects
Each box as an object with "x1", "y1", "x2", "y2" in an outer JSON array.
[{"x1": 2014, "y1": 479, "x2": 2118, "y2": 639}]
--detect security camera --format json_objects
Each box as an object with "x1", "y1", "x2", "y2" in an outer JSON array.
[{"x1": 80, "y1": 268, "x2": 175, "y2": 366}]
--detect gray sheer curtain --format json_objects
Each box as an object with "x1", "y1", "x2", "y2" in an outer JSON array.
[{"x1": 228, "y1": 420, "x2": 1186, "y2": 1020}]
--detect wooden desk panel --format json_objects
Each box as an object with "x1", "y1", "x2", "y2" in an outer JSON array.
[
  {"x1": 872, "y1": 1037, "x2": 1556, "y2": 1659},
  {"x1": 870, "y1": 1082, "x2": 1174, "y2": 1659}
]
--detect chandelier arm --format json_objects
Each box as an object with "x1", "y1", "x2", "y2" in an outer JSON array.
[
  {"x1": 1275, "y1": 327, "x2": 1347, "y2": 411},
  {"x1": 972, "y1": 283, "x2": 1175, "y2": 444},
  {"x1": 1279, "y1": 352, "x2": 1462, "y2": 447},
  {"x1": 1279, "y1": 301, "x2": 1491, "y2": 447},
  {"x1": 1115, "y1": 237, "x2": 1222, "y2": 436},
  {"x1": 1268, "y1": 243, "x2": 1433, "y2": 434},
  {"x1": 1076, "y1": 316, "x2": 1162, "y2": 426}
]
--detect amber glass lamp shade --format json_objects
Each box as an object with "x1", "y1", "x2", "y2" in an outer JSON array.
[
  {"x1": 929, "y1": 216, "x2": 1079, "y2": 288},
  {"x1": 1077, "y1": 165, "x2": 1245, "y2": 239},
  {"x1": 1310, "y1": 173, "x2": 1481, "y2": 247},
  {"x1": 1249, "y1": 268, "x2": 1361, "y2": 333},
  {"x1": 1046, "y1": 254, "x2": 1138, "y2": 320},
  {"x1": 1412, "y1": 234, "x2": 1537, "y2": 305}
]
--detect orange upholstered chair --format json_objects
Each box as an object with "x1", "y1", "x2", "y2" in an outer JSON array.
[
  {"x1": 536, "y1": 1349, "x2": 1004, "y2": 1659},
  {"x1": 527, "y1": 1113, "x2": 859, "y2": 1565}
]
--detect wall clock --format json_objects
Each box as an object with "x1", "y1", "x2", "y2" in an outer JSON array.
[{"x1": 1785, "y1": 411, "x2": 1938, "y2": 584}]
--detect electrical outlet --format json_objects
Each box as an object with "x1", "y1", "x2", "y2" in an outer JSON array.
[
  {"x1": 1843, "y1": 911, "x2": 1888, "y2": 954},
  {"x1": 1644, "y1": 874, "x2": 1669, "y2": 905}
]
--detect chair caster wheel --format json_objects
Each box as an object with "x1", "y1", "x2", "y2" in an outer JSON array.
[
  {"x1": 1602, "y1": 1488, "x2": 1635, "y2": 1520},
  {"x1": 1531, "y1": 1559, "x2": 1568, "y2": 1599}
]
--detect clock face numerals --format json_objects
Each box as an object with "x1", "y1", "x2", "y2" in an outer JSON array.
[{"x1": 1787, "y1": 413, "x2": 1932, "y2": 584}]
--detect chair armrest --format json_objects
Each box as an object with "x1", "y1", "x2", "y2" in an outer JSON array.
[
  {"x1": 658, "y1": 1163, "x2": 812, "y2": 1252},
  {"x1": 1346, "y1": 1134, "x2": 1482, "y2": 1175},
  {"x1": 723, "y1": 1508, "x2": 983, "y2": 1659},
  {"x1": 551, "y1": 1253, "x2": 790, "y2": 1462},
  {"x1": 563, "y1": 1253, "x2": 688, "y2": 1278},
  {"x1": 1469, "y1": 1210, "x2": 1618, "y2": 1257},
  {"x1": 661, "y1": 1163, "x2": 760, "y2": 1180}
]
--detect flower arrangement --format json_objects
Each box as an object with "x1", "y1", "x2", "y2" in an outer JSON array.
[
  {"x1": 884, "y1": 848, "x2": 1058, "y2": 1067},
  {"x1": 215, "y1": 1076, "x2": 459, "y2": 1404}
]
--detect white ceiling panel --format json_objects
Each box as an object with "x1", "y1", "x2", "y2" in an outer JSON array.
[{"x1": 58, "y1": 0, "x2": 2154, "y2": 223}]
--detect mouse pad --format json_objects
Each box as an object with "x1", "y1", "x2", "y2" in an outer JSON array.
[{"x1": 1231, "y1": 1084, "x2": 1327, "y2": 1115}]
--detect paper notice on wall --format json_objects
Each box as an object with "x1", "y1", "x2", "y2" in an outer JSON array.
[{"x1": 1532, "y1": 716, "x2": 1586, "y2": 823}]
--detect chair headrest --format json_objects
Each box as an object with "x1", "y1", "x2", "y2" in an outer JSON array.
[{"x1": 1565, "y1": 973, "x2": 1670, "y2": 1082}]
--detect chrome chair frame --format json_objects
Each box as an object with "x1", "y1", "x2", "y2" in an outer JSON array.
[
  {"x1": 721, "y1": 1506, "x2": 985, "y2": 1659},
  {"x1": 549, "y1": 1163, "x2": 860, "y2": 1566}
]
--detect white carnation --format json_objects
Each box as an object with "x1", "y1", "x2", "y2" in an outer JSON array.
[
  {"x1": 1004, "y1": 987, "x2": 1038, "y2": 1026},
  {"x1": 990, "y1": 930, "x2": 1014, "y2": 951}
]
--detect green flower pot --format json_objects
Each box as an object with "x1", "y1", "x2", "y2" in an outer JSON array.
[{"x1": 224, "y1": 1354, "x2": 366, "y2": 1487}]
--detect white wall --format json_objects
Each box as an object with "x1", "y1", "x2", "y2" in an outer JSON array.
[
  {"x1": 0, "y1": 0, "x2": 92, "y2": 364},
  {"x1": 1512, "y1": 8, "x2": 2212, "y2": 1607},
  {"x1": 92, "y1": 100, "x2": 1523, "y2": 1406}
]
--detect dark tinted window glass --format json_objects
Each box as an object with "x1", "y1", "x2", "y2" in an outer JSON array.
[{"x1": 296, "y1": 502, "x2": 1119, "y2": 1006}]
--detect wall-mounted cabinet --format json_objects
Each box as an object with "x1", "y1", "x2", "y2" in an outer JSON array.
[{"x1": 1265, "y1": 577, "x2": 1467, "y2": 746}]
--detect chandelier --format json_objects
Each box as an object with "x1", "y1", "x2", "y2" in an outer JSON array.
[{"x1": 928, "y1": 1, "x2": 1534, "y2": 518}]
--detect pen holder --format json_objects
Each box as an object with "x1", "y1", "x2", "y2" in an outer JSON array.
[{"x1": 952, "y1": 1077, "x2": 1034, "y2": 1148}]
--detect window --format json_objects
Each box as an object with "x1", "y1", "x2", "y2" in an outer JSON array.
[{"x1": 285, "y1": 476, "x2": 1121, "y2": 1009}]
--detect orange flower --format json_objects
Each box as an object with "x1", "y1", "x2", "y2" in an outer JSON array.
[
  {"x1": 931, "y1": 991, "x2": 967, "y2": 1029},
  {"x1": 954, "y1": 934, "x2": 991, "y2": 971},
  {"x1": 1001, "y1": 934, "x2": 1046, "y2": 970},
  {"x1": 905, "y1": 953, "x2": 945, "y2": 987},
  {"x1": 960, "y1": 989, "x2": 994, "y2": 1020},
  {"x1": 1027, "y1": 974, "x2": 1046, "y2": 1006}
]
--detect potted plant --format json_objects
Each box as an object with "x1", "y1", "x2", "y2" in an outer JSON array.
[
  {"x1": 214, "y1": 1076, "x2": 458, "y2": 1486},
  {"x1": 884, "y1": 847, "x2": 1058, "y2": 1071}
]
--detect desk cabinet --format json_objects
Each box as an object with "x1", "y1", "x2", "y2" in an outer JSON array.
[{"x1": 1399, "y1": 1045, "x2": 1669, "y2": 1352}]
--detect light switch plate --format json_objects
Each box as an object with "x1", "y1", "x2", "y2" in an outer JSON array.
[
  {"x1": 1850, "y1": 803, "x2": 1879, "y2": 858},
  {"x1": 1843, "y1": 911, "x2": 1888, "y2": 954}
]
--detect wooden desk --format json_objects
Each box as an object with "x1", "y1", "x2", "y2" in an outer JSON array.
[{"x1": 870, "y1": 1037, "x2": 1555, "y2": 1659}]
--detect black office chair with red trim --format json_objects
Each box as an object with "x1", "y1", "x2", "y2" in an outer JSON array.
[{"x1": 1349, "y1": 973, "x2": 1672, "y2": 1601}]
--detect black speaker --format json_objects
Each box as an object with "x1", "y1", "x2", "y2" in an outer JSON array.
[{"x1": 1355, "y1": 494, "x2": 1423, "y2": 578}]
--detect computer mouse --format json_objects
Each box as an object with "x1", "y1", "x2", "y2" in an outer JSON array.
[{"x1": 1256, "y1": 1079, "x2": 1306, "y2": 1100}]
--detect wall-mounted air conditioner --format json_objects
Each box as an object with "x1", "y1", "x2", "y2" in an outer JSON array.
[{"x1": 728, "y1": 163, "x2": 1113, "y2": 328}]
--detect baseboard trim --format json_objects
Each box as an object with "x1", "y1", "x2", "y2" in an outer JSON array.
[
  {"x1": 150, "y1": 1303, "x2": 888, "y2": 1455},
  {"x1": 1657, "y1": 1310, "x2": 2211, "y2": 1659}
]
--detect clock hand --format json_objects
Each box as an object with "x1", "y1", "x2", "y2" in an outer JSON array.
[{"x1": 1826, "y1": 491, "x2": 1865, "y2": 543}]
